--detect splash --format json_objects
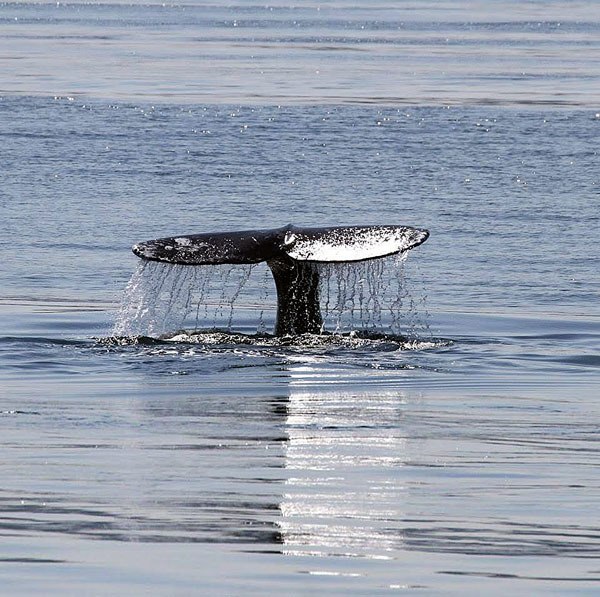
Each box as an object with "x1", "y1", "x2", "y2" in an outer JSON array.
[{"x1": 112, "y1": 255, "x2": 428, "y2": 339}]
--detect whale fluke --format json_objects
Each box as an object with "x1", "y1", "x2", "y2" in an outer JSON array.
[{"x1": 132, "y1": 225, "x2": 429, "y2": 336}]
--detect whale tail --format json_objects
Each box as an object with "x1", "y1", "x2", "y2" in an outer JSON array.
[{"x1": 132, "y1": 224, "x2": 429, "y2": 336}]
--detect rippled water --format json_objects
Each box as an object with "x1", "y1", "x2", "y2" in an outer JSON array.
[
  {"x1": 2, "y1": 0, "x2": 600, "y2": 105},
  {"x1": 1, "y1": 1, "x2": 600, "y2": 595}
]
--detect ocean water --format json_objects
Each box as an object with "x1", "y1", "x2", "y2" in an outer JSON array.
[{"x1": 1, "y1": 1, "x2": 600, "y2": 595}]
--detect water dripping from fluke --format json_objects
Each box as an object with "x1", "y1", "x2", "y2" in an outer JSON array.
[{"x1": 111, "y1": 224, "x2": 437, "y2": 350}]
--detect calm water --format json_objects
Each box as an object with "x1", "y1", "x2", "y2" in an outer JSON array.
[{"x1": 1, "y1": 1, "x2": 600, "y2": 595}]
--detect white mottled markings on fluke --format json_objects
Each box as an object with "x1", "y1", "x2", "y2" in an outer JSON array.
[
  {"x1": 285, "y1": 227, "x2": 428, "y2": 262},
  {"x1": 174, "y1": 237, "x2": 193, "y2": 247}
]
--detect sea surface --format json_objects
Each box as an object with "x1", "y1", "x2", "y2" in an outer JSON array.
[{"x1": 1, "y1": 1, "x2": 600, "y2": 595}]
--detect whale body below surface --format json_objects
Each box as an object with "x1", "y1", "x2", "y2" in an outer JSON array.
[{"x1": 132, "y1": 224, "x2": 429, "y2": 336}]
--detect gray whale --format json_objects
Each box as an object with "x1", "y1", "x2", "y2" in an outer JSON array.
[{"x1": 132, "y1": 224, "x2": 429, "y2": 336}]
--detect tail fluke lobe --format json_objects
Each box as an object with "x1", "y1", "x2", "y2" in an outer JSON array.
[
  {"x1": 132, "y1": 227, "x2": 291, "y2": 266},
  {"x1": 282, "y1": 225, "x2": 429, "y2": 263}
]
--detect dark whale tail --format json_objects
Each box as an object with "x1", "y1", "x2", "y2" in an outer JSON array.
[{"x1": 132, "y1": 224, "x2": 429, "y2": 336}]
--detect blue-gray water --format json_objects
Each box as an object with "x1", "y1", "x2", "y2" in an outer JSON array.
[{"x1": 1, "y1": 1, "x2": 600, "y2": 595}]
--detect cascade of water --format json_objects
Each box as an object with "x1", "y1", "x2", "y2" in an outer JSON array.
[
  {"x1": 113, "y1": 262, "x2": 256, "y2": 337},
  {"x1": 257, "y1": 264, "x2": 273, "y2": 334},
  {"x1": 315, "y1": 254, "x2": 415, "y2": 335},
  {"x1": 112, "y1": 261, "x2": 153, "y2": 337},
  {"x1": 112, "y1": 254, "x2": 427, "y2": 338},
  {"x1": 226, "y1": 264, "x2": 255, "y2": 328},
  {"x1": 192, "y1": 264, "x2": 216, "y2": 330}
]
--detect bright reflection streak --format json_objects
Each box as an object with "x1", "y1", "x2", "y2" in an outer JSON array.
[{"x1": 280, "y1": 368, "x2": 409, "y2": 560}]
